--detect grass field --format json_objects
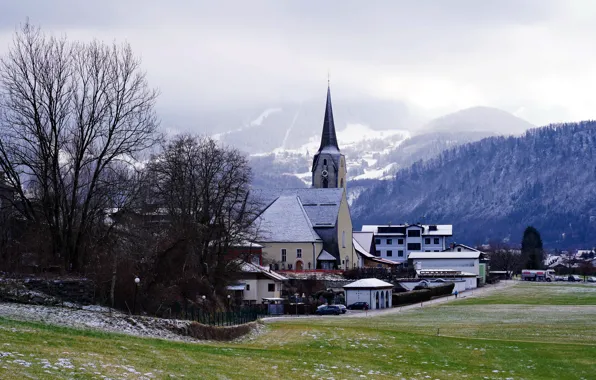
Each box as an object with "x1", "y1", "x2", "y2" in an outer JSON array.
[{"x1": 0, "y1": 282, "x2": 595, "y2": 379}]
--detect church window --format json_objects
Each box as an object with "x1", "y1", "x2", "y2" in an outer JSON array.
[
  {"x1": 281, "y1": 249, "x2": 287, "y2": 262},
  {"x1": 296, "y1": 248, "x2": 302, "y2": 258},
  {"x1": 323, "y1": 159, "x2": 327, "y2": 166},
  {"x1": 340, "y1": 178, "x2": 343, "y2": 187},
  {"x1": 342, "y1": 231, "x2": 346, "y2": 248}
]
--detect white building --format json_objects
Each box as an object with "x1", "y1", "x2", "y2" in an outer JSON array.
[
  {"x1": 229, "y1": 262, "x2": 288, "y2": 305},
  {"x1": 361, "y1": 224, "x2": 453, "y2": 265},
  {"x1": 343, "y1": 278, "x2": 394, "y2": 310},
  {"x1": 409, "y1": 251, "x2": 481, "y2": 290}
]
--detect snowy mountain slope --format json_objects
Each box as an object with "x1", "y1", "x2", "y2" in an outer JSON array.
[{"x1": 351, "y1": 121, "x2": 596, "y2": 248}]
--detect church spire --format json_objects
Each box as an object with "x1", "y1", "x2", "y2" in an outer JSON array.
[{"x1": 318, "y1": 85, "x2": 339, "y2": 152}]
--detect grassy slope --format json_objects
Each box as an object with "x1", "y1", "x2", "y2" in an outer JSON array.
[{"x1": 0, "y1": 283, "x2": 595, "y2": 379}]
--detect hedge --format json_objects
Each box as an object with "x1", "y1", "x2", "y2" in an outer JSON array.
[
  {"x1": 392, "y1": 289, "x2": 432, "y2": 306},
  {"x1": 412, "y1": 283, "x2": 455, "y2": 298},
  {"x1": 185, "y1": 321, "x2": 259, "y2": 341}
]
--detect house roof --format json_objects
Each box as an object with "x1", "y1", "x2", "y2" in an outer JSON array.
[
  {"x1": 409, "y1": 251, "x2": 481, "y2": 259},
  {"x1": 353, "y1": 232, "x2": 373, "y2": 254},
  {"x1": 343, "y1": 278, "x2": 394, "y2": 289},
  {"x1": 238, "y1": 261, "x2": 288, "y2": 281},
  {"x1": 361, "y1": 224, "x2": 453, "y2": 236},
  {"x1": 443, "y1": 243, "x2": 482, "y2": 252},
  {"x1": 317, "y1": 250, "x2": 336, "y2": 261},
  {"x1": 255, "y1": 195, "x2": 321, "y2": 243}
]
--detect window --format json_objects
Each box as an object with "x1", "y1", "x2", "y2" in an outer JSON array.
[
  {"x1": 268, "y1": 283, "x2": 275, "y2": 292},
  {"x1": 375, "y1": 238, "x2": 381, "y2": 245},
  {"x1": 425, "y1": 238, "x2": 431, "y2": 244},
  {"x1": 387, "y1": 239, "x2": 393, "y2": 245},
  {"x1": 398, "y1": 250, "x2": 404, "y2": 257},
  {"x1": 342, "y1": 231, "x2": 346, "y2": 248},
  {"x1": 434, "y1": 250, "x2": 439, "y2": 252},
  {"x1": 457, "y1": 248, "x2": 462, "y2": 252},
  {"x1": 323, "y1": 159, "x2": 327, "y2": 165},
  {"x1": 434, "y1": 238, "x2": 440, "y2": 245},
  {"x1": 407, "y1": 243, "x2": 421, "y2": 251},
  {"x1": 308, "y1": 262, "x2": 311, "y2": 269},
  {"x1": 398, "y1": 238, "x2": 404, "y2": 245},
  {"x1": 387, "y1": 250, "x2": 393, "y2": 257},
  {"x1": 375, "y1": 250, "x2": 380, "y2": 256},
  {"x1": 407, "y1": 229, "x2": 421, "y2": 237},
  {"x1": 340, "y1": 179, "x2": 344, "y2": 187},
  {"x1": 296, "y1": 248, "x2": 302, "y2": 258},
  {"x1": 281, "y1": 249, "x2": 287, "y2": 262},
  {"x1": 425, "y1": 250, "x2": 430, "y2": 252},
  {"x1": 246, "y1": 284, "x2": 250, "y2": 291}
]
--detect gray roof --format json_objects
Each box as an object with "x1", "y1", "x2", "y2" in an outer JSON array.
[
  {"x1": 256, "y1": 195, "x2": 322, "y2": 243},
  {"x1": 251, "y1": 188, "x2": 343, "y2": 228},
  {"x1": 317, "y1": 250, "x2": 336, "y2": 261}
]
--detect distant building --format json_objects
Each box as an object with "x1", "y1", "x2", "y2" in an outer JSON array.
[
  {"x1": 409, "y1": 251, "x2": 481, "y2": 290},
  {"x1": 343, "y1": 278, "x2": 394, "y2": 310},
  {"x1": 352, "y1": 231, "x2": 400, "y2": 268},
  {"x1": 360, "y1": 224, "x2": 453, "y2": 265},
  {"x1": 228, "y1": 261, "x2": 288, "y2": 305}
]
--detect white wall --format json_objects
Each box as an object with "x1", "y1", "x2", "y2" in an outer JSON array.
[
  {"x1": 243, "y1": 279, "x2": 281, "y2": 302},
  {"x1": 413, "y1": 258, "x2": 480, "y2": 276},
  {"x1": 345, "y1": 288, "x2": 392, "y2": 310}
]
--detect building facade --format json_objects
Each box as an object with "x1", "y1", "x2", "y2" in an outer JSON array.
[{"x1": 361, "y1": 224, "x2": 453, "y2": 265}]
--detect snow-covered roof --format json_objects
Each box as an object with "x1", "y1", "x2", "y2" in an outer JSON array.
[
  {"x1": 361, "y1": 224, "x2": 453, "y2": 236},
  {"x1": 344, "y1": 278, "x2": 394, "y2": 289},
  {"x1": 251, "y1": 188, "x2": 343, "y2": 227},
  {"x1": 317, "y1": 250, "x2": 336, "y2": 261},
  {"x1": 238, "y1": 261, "x2": 288, "y2": 281},
  {"x1": 255, "y1": 195, "x2": 322, "y2": 243},
  {"x1": 443, "y1": 243, "x2": 482, "y2": 252},
  {"x1": 409, "y1": 251, "x2": 481, "y2": 259},
  {"x1": 353, "y1": 232, "x2": 373, "y2": 254}
]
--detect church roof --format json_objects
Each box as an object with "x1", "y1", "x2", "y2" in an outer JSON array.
[
  {"x1": 251, "y1": 188, "x2": 343, "y2": 228},
  {"x1": 318, "y1": 86, "x2": 339, "y2": 152},
  {"x1": 255, "y1": 195, "x2": 322, "y2": 243}
]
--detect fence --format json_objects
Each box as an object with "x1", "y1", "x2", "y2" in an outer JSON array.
[{"x1": 169, "y1": 303, "x2": 264, "y2": 326}]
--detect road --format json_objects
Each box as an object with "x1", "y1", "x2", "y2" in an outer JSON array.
[{"x1": 262, "y1": 280, "x2": 516, "y2": 322}]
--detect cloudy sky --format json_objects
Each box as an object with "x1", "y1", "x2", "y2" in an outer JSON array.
[{"x1": 2, "y1": 0, "x2": 596, "y2": 128}]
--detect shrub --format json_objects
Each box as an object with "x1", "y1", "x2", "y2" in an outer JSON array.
[
  {"x1": 392, "y1": 289, "x2": 431, "y2": 306},
  {"x1": 412, "y1": 282, "x2": 455, "y2": 298}
]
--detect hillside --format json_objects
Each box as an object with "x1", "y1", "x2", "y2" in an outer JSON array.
[{"x1": 351, "y1": 121, "x2": 596, "y2": 247}]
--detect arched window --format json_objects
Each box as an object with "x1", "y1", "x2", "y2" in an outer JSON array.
[
  {"x1": 340, "y1": 178, "x2": 344, "y2": 187},
  {"x1": 323, "y1": 159, "x2": 327, "y2": 166},
  {"x1": 308, "y1": 262, "x2": 311, "y2": 269},
  {"x1": 342, "y1": 231, "x2": 346, "y2": 248},
  {"x1": 386, "y1": 291, "x2": 389, "y2": 308}
]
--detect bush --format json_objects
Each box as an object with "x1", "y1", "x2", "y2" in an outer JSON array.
[{"x1": 392, "y1": 289, "x2": 432, "y2": 306}]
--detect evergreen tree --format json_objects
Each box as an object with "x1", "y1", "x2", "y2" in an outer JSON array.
[{"x1": 521, "y1": 226, "x2": 544, "y2": 269}]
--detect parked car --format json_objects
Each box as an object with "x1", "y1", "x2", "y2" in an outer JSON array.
[
  {"x1": 316, "y1": 305, "x2": 341, "y2": 315},
  {"x1": 337, "y1": 305, "x2": 347, "y2": 314},
  {"x1": 347, "y1": 302, "x2": 369, "y2": 310},
  {"x1": 554, "y1": 276, "x2": 566, "y2": 281},
  {"x1": 568, "y1": 275, "x2": 582, "y2": 282},
  {"x1": 587, "y1": 277, "x2": 596, "y2": 283}
]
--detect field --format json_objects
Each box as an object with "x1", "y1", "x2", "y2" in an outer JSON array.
[{"x1": 0, "y1": 282, "x2": 595, "y2": 379}]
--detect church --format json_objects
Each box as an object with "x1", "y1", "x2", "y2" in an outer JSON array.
[{"x1": 252, "y1": 86, "x2": 355, "y2": 270}]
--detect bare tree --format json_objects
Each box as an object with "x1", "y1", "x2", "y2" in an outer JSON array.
[
  {"x1": 142, "y1": 135, "x2": 260, "y2": 309},
  {"x1": 486, "y1": 241, "x2": 521, "y2": 275},
  {"x1": 0, "y1": 23, "x2": 159, "y2": 271}
]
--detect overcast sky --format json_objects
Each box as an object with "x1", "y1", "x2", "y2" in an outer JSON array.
[{"x1": 2, "y1": 0, "x2": 596, "y2": 127}]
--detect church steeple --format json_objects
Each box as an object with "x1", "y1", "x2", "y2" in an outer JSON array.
[
  {"x1": 311, "y1": 84, "x2": 347, "y2": 190},
  {"x1": 318, "y1": 85, "x2": 340, "y2": 152}
]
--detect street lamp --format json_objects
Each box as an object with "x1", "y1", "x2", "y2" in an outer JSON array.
[
  {"x1": 133, "y1": 277, "x2": 140, "y2": 315},
  {"x1": 227, "y1": 294, "x2": 231, "y2": 310}
]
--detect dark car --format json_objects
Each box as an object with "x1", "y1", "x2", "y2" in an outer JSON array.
[
  {"x1": 568, "y1": 275, "x2": 582, "y2": 282},
  {"x1": 347, "y1": 302, "x2": 369, "y2": 310},
  {"x1": 316, "y1": 305, "x2": 341, "y2": 315}
]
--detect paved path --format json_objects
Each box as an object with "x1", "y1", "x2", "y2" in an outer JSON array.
[{"x1": 262, "y1": 280, "x2": 516, "y2": 322}]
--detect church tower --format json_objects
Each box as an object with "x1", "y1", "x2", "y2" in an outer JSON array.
[{"x1": 312, "y1": 86, "x2": 347, "y2": 190}]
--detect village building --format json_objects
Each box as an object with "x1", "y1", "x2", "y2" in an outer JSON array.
[
  {"x1": 409, "y1": 251, "x2": 481, "y2": 290},
  {"x1": 252, "y1": 86, "x2": 354, "y2": 270},
  {"x1": 353, "y1": 231, "x2": 400, "y2": 268},
  {"x1": 228, "y1": 261, "x2": 288, "y2": 305},
  {"x1": 360, "y1": 224, "x2": 453, "y2": 265},
  {"x1": 343, "y1": 278, "x2": 394, "y2": 310}
]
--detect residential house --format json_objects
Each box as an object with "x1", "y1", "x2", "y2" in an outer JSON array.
[
  {"x1": 353, "y1": 231, "x2": 400, "y2": 268},
  {"x1": 361, "y1": 224, "x2": 452, "y2": 265},
  {"x1": 229, "y1": 261, "x2": 288, "y2": 305}
]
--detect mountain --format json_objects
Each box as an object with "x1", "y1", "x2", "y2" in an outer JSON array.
[{"x1": 351, "y1": 121, "x2": 596, "y2": 248}]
